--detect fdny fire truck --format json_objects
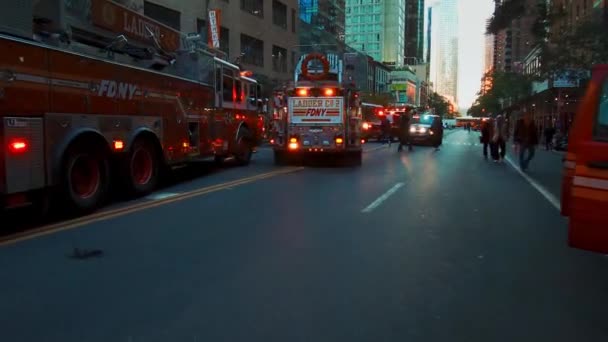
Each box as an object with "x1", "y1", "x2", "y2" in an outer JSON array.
[
  {"x1": 271, "y1": 53, "x2": 363, "y2": 165},
  {"x1": 0, "y1": 0, "x2": 263, "y2": 213}
]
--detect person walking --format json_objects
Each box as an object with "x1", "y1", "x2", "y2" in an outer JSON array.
[
  {"x1": 544, "y1": 125, "x2": 555, "y2": 150},
  {"x1": 492, "y1": 114, "x2": 508, "y2": 162},
  {"x1": 380, "y1": 115, "x2": 391, "y2": 145},
  {"x1": 513, "y1": 111, "x2": 539, "y2": 171},
  {"x1": 480, "y1": 119, "x2": 493, "y2": 159},
  {"x1": 397, "y1": 110, "x2": 413, "y2": 152}
]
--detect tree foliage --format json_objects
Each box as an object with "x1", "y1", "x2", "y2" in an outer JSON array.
[
  {"x1": 470, "y1": 72, "x2": 532, "y2": 115},
  {"x1": 540, "y1": 9, "x2": 608, "y2": 80},
  {"x1": 427, "y1": 92, "x2": 451, "y2": 117},
  {"x1": 486, "y1": 0, "x2": 526, "y2": 35}
]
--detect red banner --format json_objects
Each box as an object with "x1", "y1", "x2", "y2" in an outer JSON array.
[{"x1": 207, "y1": 9, "x2": 221, "y2": 49}]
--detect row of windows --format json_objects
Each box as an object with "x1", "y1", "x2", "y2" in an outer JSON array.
[
  {"x1": 345, "y1": 24, "x2": 383, "y2": 33},
  {"x1": 243, "y1": 0, "x2": 297, "y2": 33},
  {"x1": 346, "y1": 4, "x2": 383, "y2": 14},
  {"x1": 346, "y1": 15, "x2": 383, "y2": 24}
]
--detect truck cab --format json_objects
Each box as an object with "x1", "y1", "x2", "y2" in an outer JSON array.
[{"x1": 561, "y1": 64, "x2": 608, "y2": 254}]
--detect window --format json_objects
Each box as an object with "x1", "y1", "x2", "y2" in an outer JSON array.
[
  {"x1": 241, "y1": 0, "x2": 264, "y2": 18},
  {"x1": 220, "y1": 27, "x2": 230, "y2": 55},
  {"x1": 240, "y1": 34, "x2": 264, "y2": 67},
  {"x1": 144, "y1": 1, "x2": 181, "y2": 30},
  {"x1": 272, "y1": 1, "x2": 287, "y2": 29},
  {"x1": 223, "y1": 68, "x2": 234, "y2": 102},
  {"x1": 197, "y1": 19, "x2": 206, "y2": 33},
  {"x1": 595, "y1": 81, "x2": 608, "y2": 140},
  {"x1": 291, "y1": 8, "x2": 296, "y2": 33},
  {"x1": 272, "y1": 45, "x2": 287, "y2": 73},
  {"x1": 235, "y1": 80, "x2": 243, "y2": 103}
]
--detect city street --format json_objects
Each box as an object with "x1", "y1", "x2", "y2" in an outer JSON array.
[{"x1": 1, "y1": 130, "x2": 607, "y2": 342}]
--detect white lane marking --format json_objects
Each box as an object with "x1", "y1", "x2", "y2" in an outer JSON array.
[
  {"x1": 505, "y1": 156, "x2": 561, "y2": 211},
  {"x1": 145, "y1": 192, "x2": 180, "y2": 201},
  {"x1": 362, "y1": 183, "x2": 405, "y2": 213}
]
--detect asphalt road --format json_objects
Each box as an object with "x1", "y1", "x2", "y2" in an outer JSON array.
[{"x1": 1, "y1": 130, "x2": 607, "y2": 342}]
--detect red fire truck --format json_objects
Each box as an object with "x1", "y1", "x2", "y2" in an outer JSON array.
[
  {"x1": 272, "y1": 53, "x2": 363, "y2": 165},
  {"x1": 560, "y1": 64, "x2": 608, "y2": 253},
  {"x1": 0, "y1": 0, "x2": 263, "y2": 213}
]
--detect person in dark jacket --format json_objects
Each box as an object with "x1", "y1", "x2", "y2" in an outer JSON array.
[
  {"x1": 380, "y1": 116, "x2": 391, "y2": 145},
  {"x1": 430, "y1": 116, "x2": 444, "y2": 150},
  {"x1": 480, "y1": 119, "x2": 493, "y2": 159},
  {"x1": 397, "y1": 111, "x2": 413, "y2": 152},
  {"x1": 513, "y1": 111, "x2": 539, "y2": 171}
]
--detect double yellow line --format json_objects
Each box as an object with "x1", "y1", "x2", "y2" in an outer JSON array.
[{"x1": 0, "y1": 166, "x2": 304, "y2": 246}]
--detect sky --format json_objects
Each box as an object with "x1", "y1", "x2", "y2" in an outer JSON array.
[{"x1": 455, "y1": 0, "x2": 494, "y2": 112}]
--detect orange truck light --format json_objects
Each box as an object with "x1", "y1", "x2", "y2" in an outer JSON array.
[
  {"x1": 324, "y1": 88, "x2": 335, "y2": 96},
  {"x1": 362, "y1": 122, "x2": 371, "y2": 130},
  {"x1": 113, "y1": 140, "x2": 125, "y2": 151},
  {"x1": 335, "y1": 137, "x2": 344, "y2": 144},
  {"x1": 288, "y1": 142, "x2": 299, "y2": 150},
  {"x1": 297, "y1": 88, "x2": 308, "y2": 96},
  {"x1": 290, "y1": 137, "x2": 298, "y2": 143}
]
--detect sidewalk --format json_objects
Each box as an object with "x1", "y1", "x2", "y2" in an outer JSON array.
[{"x1": 505, "y1": 146, "x2": 564, "y2": 199}]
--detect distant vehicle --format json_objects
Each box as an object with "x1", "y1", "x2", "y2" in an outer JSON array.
[
  {"x1": 409, "y1": 114, "x2": 443, "y2": 145},
  {"x1": 360, "y1": 103, "x2": 384, "y2": 142}
]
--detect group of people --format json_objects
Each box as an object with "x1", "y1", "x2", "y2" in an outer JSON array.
[{"x1": 480, "y1": 111, "x2": 539, "y2": 171}]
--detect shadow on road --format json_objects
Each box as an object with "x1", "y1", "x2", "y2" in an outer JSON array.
[{"x1": 0, "y1": 160, "x2": 242, "y2": 238}]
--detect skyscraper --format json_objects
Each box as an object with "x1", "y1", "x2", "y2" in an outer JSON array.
[
  {"x1": 344, "y1": 0, "x2": 405, "y2": 65},
  {"x1": 404, "y1": 0, "x2": 425, "y2": 63},
  {"x1": 429, "y1": 0, "x2": 458, "y2": 104},
  {"x1": 298, "y1": 0, "x2": 346, "y2": 55}
]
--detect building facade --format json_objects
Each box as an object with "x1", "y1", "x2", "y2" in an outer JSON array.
[
  {"x1": 129, "y1": 0, "x2": 299, "y2": 87},
  {"x1": 429, "y1": 0, "x2": 458, "y2": 104},
  {"x1": 344, "y1": 0, "x2": 405, "y2": 65},
  {"x1": 298, "y1": 0, "x2": 346, "y2": 56},
  {"x1": 404, "y1": 0, "x2": 425, "y2": 63}
]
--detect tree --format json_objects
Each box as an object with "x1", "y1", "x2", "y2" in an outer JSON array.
[
  {"x1": 427, "y1": 92, "x2": 450, "y2": 117},
  {"x1": 469, "y1": 71, "x2": 532, "y2": 114},
  {"x1": 540, "y1": 9, "x2": 608, "y2": 80},
  {"x1": 486, "y1": 0, "x2": 526, "y2": 35}
]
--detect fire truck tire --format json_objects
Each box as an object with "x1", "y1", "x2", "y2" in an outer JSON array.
[
  {"x1": 273, "y1": 151, "x2": 288, "y2": 165},
  {"x1": 349, "y1": 151, "x2": 362, "y2": 167},
  {"x1": 234, "y1": 128, "x2": 253, "y2": 166},
  {"x1": 61, "y1": 141, "x2": 110, "y2": 213},
  {"x1": 124, "y1": 138, "x2": 160, "y2": 196}
]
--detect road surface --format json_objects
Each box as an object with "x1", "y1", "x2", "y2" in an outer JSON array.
[{"x1": 1, "y1": 130, "x2": 607, "y2": 342}]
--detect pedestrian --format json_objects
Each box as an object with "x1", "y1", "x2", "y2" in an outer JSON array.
[
  {"x1": 397, "y1": 110, "x2": 413, "y2": 152},
  {"x1": 380, "y1": 115, "x2": 391, "y2": 145},
  {"x1": 480, "y1": 119, "x2": 493, "y2": 159},
  {"x1": 431, "y1": 116, "x2": 444, "y2": 151},
  {"x1": 544, "y1": 125, "x2": 555, "y2": 150},
  {"x1": 513, "y1": 111, "x2": 539, "y2": 171},
  {"x1": 492, "y1": 114, "x2": 507, "y2": 162}
]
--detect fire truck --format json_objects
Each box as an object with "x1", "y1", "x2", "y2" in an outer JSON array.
[
  {"x1": 271, "y1": 53, "x2": 363, "y2": 165},
  {"x1": 560, "y1": 64, "x2": 608, "y2": 254},
  {"x1": 0, "y1": 0, "x2": 263, "y2": 213}
]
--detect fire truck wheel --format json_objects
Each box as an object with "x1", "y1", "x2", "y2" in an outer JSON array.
[
  {"x1": 234, "y1": 128, "x2": 253, "y2": 166},
  {"x1": 349, "y1": 152, "x2": 362, "y2": 167},
  {"x1": 273, "y1": 151, "x2": 287, "y2": 165},
  {"x1": 62, "y1": 142, "x2": 110, "y2": 212},
  {"x1": 126, "y1": 138, "x2": 160, "y2": 195}
]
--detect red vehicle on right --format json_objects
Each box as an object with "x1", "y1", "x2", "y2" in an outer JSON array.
[{"x1": 561, "y1": 65, "x2": 608, "y2": 254}]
